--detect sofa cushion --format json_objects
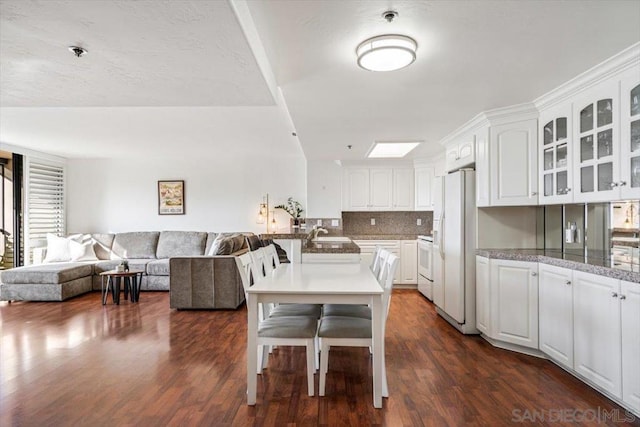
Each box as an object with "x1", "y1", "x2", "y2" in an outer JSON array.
[
  {"x1": 246, "y1": 235, "x2": 263, "y2": 251},
  {"x1": 0, "y1": 263, "x2": 93, "y2": 285},
  {"x1": 43, "y1": 234, "x2": 83, "y2": 263},
  {"x1": 69, "y1": 240, "x2": 99, "y2": 261},
  {"x1": 94, "y1": 259, "x2": 152, "y2": 274},
  {"x1": 91, "y1": 233, "x2": 115, "y2": 260},
  {"x1": 111, "y1": 232, "x2": 160, "y2": 259},
  {"x1": 156, "y1": 231, "x2": 207, "y2": 258},
  {"x1": 147, "y1": 259, "x2": 170, "y2": 276}
]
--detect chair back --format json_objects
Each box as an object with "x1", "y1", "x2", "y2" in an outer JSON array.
[
  {"x1": 235, "y1": 253, "x2": 254, "y2": 299},
  {"x1": 375, "y1": 248, "x2": 391, "y2": 282},
  {"x1": 370, "y1": 246, "x2": 382, "y2": 273},
  {"x1": 249, "y1": 247, "x2": 269, "y2": 279},
  {"x1": 263, "y1": 244, "x2": 281, "y2": 269},
  {"x1": 379, "y1": 253, "x2": 399, "y2": 328}
]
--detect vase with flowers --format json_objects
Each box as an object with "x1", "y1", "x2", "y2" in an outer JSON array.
[{"x1": 275, "y1": 197, "x2": 304, "y2": 229}]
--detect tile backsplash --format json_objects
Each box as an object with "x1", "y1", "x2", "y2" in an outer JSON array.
[{"x1": 342, "y1": 211, "x2": 432, "y2": 235}]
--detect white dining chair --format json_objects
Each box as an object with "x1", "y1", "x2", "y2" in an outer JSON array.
[
  {"x1": 263, "y1": 244, "x2": 281, "y2": 269},
  {"x1": 317, "y1": 252, "x2": 399, "y2": 397},
  {"x1": 235, "y1": 253, "x2": 318, "y2": 396},
  {"x1": 321, "y1": 248, "x2": 391, "y2": 319}
]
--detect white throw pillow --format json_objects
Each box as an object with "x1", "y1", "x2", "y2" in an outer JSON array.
[
  {"x1": 43, "y1": 234, "x2": 72, "y2": 263},
  {"x1": 69, "y1": 240, "x2": 99, "y2": 261}
]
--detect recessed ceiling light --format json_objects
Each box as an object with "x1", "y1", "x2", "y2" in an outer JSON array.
[{"x1": 366, "y1": 141, "x2": 421, "y2": 158}]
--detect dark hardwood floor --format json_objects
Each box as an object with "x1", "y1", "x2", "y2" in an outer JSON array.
[{"x1": 0, "y1": 290, "x2": 637, "y2": 426}]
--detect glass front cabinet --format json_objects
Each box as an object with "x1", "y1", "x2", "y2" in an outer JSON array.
[
  {"x1": 620, "y1": 70, "x2": 640, "y2": 200},
  {"x1": 573, "y1": 79, "x2": 620, "y2": 203},
  {"x1": 539, "y1": 104, "x2": 572, "y2": 204}
]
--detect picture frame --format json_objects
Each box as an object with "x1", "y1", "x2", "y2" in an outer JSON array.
[{"x1": 158, "y1": 180, "x2": 185, "y2": 215}]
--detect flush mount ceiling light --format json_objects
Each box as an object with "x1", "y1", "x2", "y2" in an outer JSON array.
[
  {"x1": 356, "y1": 11, "x2": 417, "y2": 72},
  {"x1": 367, "y1": 141, "x2": 421, "y2": 158}
]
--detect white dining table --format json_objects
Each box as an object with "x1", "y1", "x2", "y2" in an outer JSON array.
[{"x1": 245, "y1": 262, "x2": 385, "y2": 408}]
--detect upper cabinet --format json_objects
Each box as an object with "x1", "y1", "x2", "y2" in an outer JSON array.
[
  {"x1": 489, "y1": 118, "x2": 539, "y2": 206},
  {"x1": 539, "y1": 104, "x2": 573, "y2": 204},
  {"x1": 445, "y1": 138, "x2": 475, "y2": 173},
  {"x1": 414, "y1": 166, "x2": 434, "y2": 211},
  {"x1": 535, "y1": 45, "x2": 640, "y2": 204},
  {"x1": 342, "y1": 167, "x2": 416, "y2": 211}
]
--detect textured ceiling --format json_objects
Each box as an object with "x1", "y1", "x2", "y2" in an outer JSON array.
[{"x1": 0, "y1": 0, "x2": 639, "y2": 162}]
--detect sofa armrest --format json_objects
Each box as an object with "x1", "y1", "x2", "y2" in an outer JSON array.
[{"x1": 169, "y1": 256, "x2": 245, "y2": 309}]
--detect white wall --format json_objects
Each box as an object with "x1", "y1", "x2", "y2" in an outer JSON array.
[
  {"x1": 67, "y1": 153, "x2": 306, "y2": 234},
  {"x1": 306, "y1": 160, "x2": 342, "y2": 218}
]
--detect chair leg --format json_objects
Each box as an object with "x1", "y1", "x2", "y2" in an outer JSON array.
[
  {"x1": 257, "y1": 346, "x2": 264, "y2": 374},
  {"x1": 261, "y1": 345, "x2": 269, "y2": 372},
  {"x1": 314, "y1": 335, "x2": 320, "y2": 371},
  {"x1": 319, "y1": 341, "x2": 330, "y2": 396},
  {"x1": 382, "y1": 351, "x2": 388, "y2": 397},
  {"x1": 305, "y1": 339, "x2": 315, "y2": 397}
]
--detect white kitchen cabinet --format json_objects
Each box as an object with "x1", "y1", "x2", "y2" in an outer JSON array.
[
  {"x1": 392, "y1": 168, "x2": 415, "y2": 210},
  {"x1": 573, "y1": 271, "x2": 622, "y2": 398},
  {"x1": 490, "y1": 259, "x2": 539, "y2": 349},
  {"x1": 573, "y1": 78, "x2": 621, "y2": 203},
  {"x1": 619, "y1": 69, "x2": 640, "y2": 200},
  {"x1": 344, "y1": 167, "x2": 416, "y2": 211},
  {"x1": 475, "y1": 256, "x2": 491, "y2": 335},
  {"x1": 621, "y1": 280, "x2": 640, "y2": 414},
  {"x1": 445, "y1": 138, "x2": 475, "y2": 173},
  {"x1": 539, "y1": 103, "x2": 573, "y2": 204},
  {"x1": 538, "y1": 263, "x2": 574, "y2": 369},
  {"x1": 414, "y1": 167, "x2": 434, "y2": 210},
  {"x1": 399, "y1": 240, "x2": 417, "y2": 284},
  {"x1": 489, "y1": 119, "x2": 539, "y2": 206}
]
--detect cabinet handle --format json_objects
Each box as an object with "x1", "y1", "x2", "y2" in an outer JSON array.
[
  {"x1": 531, "y1": 272, "x2": 537, "y2": 276},
  {"x1": 531, "y1": 192, "x2": 538, "y2": 196},
  {"x1": 611, "y1": 292, "x2": 618, "y2": 298},
  {"x1": 619, "y1": 294, "x2": 627, "y2": 300},
  {"x1": 618, "y1": 181, "x2": 627, "y2": 187},
  {"x1": 565, "y1": 188, "x2": 572, "y2": 193},
  {"x1": 610, "y1": 182, "x2": 619, "y2": 188},
  {"x1": 565, "y1": 280, "x2": 571, "y2": 285}
]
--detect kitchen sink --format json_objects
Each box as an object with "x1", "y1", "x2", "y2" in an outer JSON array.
[{"x1": 312, "y1": 236, "x2": 352, "y2": 243}]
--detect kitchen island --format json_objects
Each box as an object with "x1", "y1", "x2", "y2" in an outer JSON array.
[{"x1": 261, "y1": 232, "x2": 361, "y2": 263}]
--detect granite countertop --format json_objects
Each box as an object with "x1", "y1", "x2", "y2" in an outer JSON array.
[
  {"x1": 302, "y1": 240, "x2": 361, "y2": 254},
  {"x1": 476, "y1": 248, "x2": 640, "y2": 283},
  {"x1": 262, "y1": 232, "x2": 419, "y2": 241}
]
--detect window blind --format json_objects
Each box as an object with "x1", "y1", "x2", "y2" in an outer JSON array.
[{"x1": 25, "y1": 159, "x2": 65, "y2": 262}]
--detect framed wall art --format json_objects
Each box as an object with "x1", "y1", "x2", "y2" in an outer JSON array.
[{"x1": 158, "y1": 180, "x2": 185, "y2": 215}]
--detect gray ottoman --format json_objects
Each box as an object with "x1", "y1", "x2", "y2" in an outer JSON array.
[{"x1": 0, "y1": 263, "x2": 94, "y2": 301}]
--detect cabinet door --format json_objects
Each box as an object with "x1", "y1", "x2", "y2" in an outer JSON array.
[
  {"x1": 344, "y1": 168, "x2": 370, "y2": 210},
  {"x1": 475, "y1": 126, "x2": 491, "y2": 207},
  {"x1": 392, "y1": 169, "x2": 415, "y2": 210},
  {"x1": 538, "y1": 263, "x2": 574, "y2": 369},
  {"x1": 399, "y1": 240, "x2": 417, "y2": 284},
  {"x1": 457, "y1": 140, "x2": 475, "y2": 167},
  {"x1": 369, "y1": 168, "x2": 393, "y2": 210},
  {"x1": 490, "y1": 119, "x2": 539, "y2": 206},
  {"x1": 539, "y1": 104, "x2": 573, "y2": 204},
  {"x1": 619, "y1": 69, "x2": 640, "y2": 200},
  {"x1": 414, "y1": 167, "x2": 434, "y2": 210},
  {"x1": 573, "y1": 79, "x2": 620, "y2": 202},
  {"x1": 475, "y1": 256, "x2": 491, "y2": 335},
  {"x1": 573, "y1": 271, "x2": 621, "y2": 398},
  {"x1": 621, "y1": 280, "x2": 640, "y2": 414},
  {"x1": 490, "y1": 260, "x2": 539, "y2": 348},
  {"x1": 445, "y1": 146, "x2": 459, "y2": 172}
]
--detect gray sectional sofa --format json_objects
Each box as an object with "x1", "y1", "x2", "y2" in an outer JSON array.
[{"x1": 0, "y1": 231, "x2": 251, "y2": 309}]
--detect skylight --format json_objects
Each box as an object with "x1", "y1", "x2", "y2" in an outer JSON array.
[{"x1": 366, "y1": 141, "x2": 421, "y2": 158}]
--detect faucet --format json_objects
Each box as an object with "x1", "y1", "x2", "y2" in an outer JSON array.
[{"x1": 307, "y1": 226, "x2": 328, "y2": 242}]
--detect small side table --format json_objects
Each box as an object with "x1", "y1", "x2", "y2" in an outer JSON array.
[{"x1": 100, "y1": 270, "x2": 144, "y2": 305}]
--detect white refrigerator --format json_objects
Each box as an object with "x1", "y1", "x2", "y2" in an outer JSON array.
[{"x1": 432, "y1": 169, "x2": 478, "y2": 334}]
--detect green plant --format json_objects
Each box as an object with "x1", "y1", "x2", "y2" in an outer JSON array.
[{"x1": 275, "y1": 197, "x2": 304, "y2": 219}]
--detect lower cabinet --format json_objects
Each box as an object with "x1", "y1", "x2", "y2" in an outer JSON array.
[
  {"x1": 538, "y1": 263, "x2": 574, "y2": 369},
  {"x1": 354, "y1": 240, "x2": 413, "y2": 284},
  {"x1": 621, "y1": 280, "x2": 640, "y2": 414},
  {"x1": 475, "y1": 257, "x2": 539, "y2": 349},
  {"x1": 477, "y1": 257, "x2": 640, "y2": 415},
  {"x1": 574, "y1": 271, "x2": 622, "y2": 398}
]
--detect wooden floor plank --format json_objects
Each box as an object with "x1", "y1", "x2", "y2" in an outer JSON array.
[{"x1": 0, "y1": 290, "x2": 637, "y2": 426}]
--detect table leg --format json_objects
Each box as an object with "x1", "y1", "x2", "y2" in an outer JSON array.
[
  {"x1": 113, "y1": 277, "x2": 121, "y2": 305},
  {"x1": 247, "y1": 293, "x2": 258, "y2": 405},
  {"x1": 124, "y1": 277, "x2": 130, "y2": 301},
  {"x1": 136, "y1": 273, "x2": 142, "y2": 302},
  {"x1": 102, "y1": 275, "x2": 108, "y2": 305},
  {"x1": 371, "y1": 294, "x2": 383, "y2": 408}
]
